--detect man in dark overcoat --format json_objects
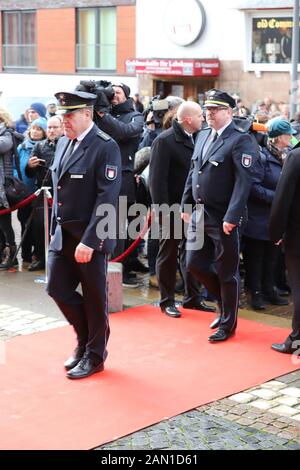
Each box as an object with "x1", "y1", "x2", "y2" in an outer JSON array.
[
  {"x1": 149, "y1": 101, "x2": 215, "y2": 317},
  {"x1": 269, "y1": 146, "x2": 300, "y2": 356}
]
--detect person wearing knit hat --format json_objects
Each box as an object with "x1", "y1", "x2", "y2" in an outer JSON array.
[
  {"x1": 28, "y1": 102, "x2": 47, "y2": 122},
  {"x1": 268, "y1": 118, "x2": 297, "y2": 138},
  {"x1": 242, "y1": 117, "x2": 291, "y2": 312},
  {"x1": 14, "y1": 115, "x2": 47, "y2": 268},
  {"x1": 31, "y1": 117, "x2": 48, "y2": 132},
  {"x1": 111, "y1": 83, "x2": 131, "y2": 101}
]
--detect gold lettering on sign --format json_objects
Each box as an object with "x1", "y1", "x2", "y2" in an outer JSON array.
[
  {"x1": 268, "y1": 18, "x2": 276, "y2": 28},
  {"x1": 257, "y1": 19, "x2": 268, "y2": 29},
  {"x1": 256, "y1": 18, "x2": 296, "y2": 29}
]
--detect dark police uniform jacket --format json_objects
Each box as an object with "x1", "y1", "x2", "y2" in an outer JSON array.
[
  {"x1": 269, "y1": 147, "x2": 300, "y2": 255},
  {"x1": 181, "y1": 121, "x2": 259, "y2": 225},
  {"x1": 50, "y1": 124, "x2": 121, "y2": 253}
]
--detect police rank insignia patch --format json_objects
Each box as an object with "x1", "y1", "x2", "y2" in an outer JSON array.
[
  {"x1": 105, "y1": 165, "x2": 117, "y2": 180},
  {"x1": 241, "y1": 154, "x2": 252, "y2": 168}
]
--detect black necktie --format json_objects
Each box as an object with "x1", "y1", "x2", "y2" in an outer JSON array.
[
  {"x1": 203, "y1": 132, "x2": 218, "y2": 159},
  {"x1": 59, "y1": 138, "x2": 77, "y2": 173},
  {"x1": 210, "y1": 132, "x2": 218, "y2": 146}
]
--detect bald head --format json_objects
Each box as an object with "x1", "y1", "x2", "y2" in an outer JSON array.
[{"x1": 177, "y1": 102, "x2": 204, "y2": 133}]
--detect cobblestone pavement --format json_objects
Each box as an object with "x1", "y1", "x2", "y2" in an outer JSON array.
[
  {"x1": 1, "y1": 301, "x2": 299, "y2": 450},
  {"x1": 0, "y1": 303, "x2": 67, "y2": 341},
  {"x1": 97, "y1": 374, "x2": 300, "y2": 450},
  {"x1": 98, "y1": 408, "x2": 300, "y2": 450}
]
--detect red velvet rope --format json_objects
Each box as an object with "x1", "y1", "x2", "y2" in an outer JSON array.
[
  {"x1": 0, "y1": 189, "x2": 54, "y2": 216},
  {"x1": 0, "y1": 192, "x2": 38, "y2": 215},
  {"x1": 111, "y1": 210, "x2": 154, "y2": 263},
  {"x1": 1, "y1": 191, "x2": 152, "y2": 264}
]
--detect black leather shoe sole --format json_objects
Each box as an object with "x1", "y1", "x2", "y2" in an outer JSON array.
[
  {"x1": 161, "y1": 306, "x2": 181, "y2": 318},
  {"x1": 28, "y1": 262, "x2": 45, "y2": 271},
  {"x1": 67, "y1": 362, "x2": 104, "y2": 379},
  {"x1": 271, "y1": 343, "x2": 297, "y2": 354},
  {"x1": 182, "y1": 302, "x2": 216, "y2": 313},
  {"x1": 208, "y1": 329, "x2": 235, "y2": 342},
  {"x1": 251, "y1": 304, "x2": 266, "y2": 311}
]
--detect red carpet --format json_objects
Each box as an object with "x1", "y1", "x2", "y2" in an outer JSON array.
[{"x1": 0, "y1": 305, "x2": 299, "y2": 450}]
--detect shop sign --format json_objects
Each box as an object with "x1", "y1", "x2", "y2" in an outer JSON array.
[
  {"x1": 252, "y1": 16, "x2": 299, "y2": 64},
  {"x1": 125, "y1": 58, "x2": 220, "y2": 77}
]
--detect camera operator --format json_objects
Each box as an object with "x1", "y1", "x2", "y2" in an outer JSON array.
[
  {"x1": 139, "y1": 96, "x2": 184, "y2": 150},
  {"x1": 25, "y1": 115, "x2": 64, "y2": 271},
  {"x1": 95, "y1": 83, "x2": 145, "y2": 285}
]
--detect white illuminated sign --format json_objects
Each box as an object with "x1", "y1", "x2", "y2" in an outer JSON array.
[{"x1": 163, "y1": 0, "x2": 206, "y2": 46}]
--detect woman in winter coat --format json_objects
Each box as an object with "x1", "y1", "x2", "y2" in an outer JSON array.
[
  {"x1": 0, "y1": 106, "x2": 17, "y2": 270},
  {"x1": 15, "y1": 117, "x2": 47, "y2": 267},
  {"x1": 243, "y1": 119, "x2": 295, "y2": 310}
]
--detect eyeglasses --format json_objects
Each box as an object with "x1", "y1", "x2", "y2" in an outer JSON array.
[{"x1": 205, "y1": 107, "x2": 228, "y2": 113}]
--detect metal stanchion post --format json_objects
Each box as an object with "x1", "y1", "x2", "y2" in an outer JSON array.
[{"x1": 34, "y1": 186, "x2": 52, "y2": 285}]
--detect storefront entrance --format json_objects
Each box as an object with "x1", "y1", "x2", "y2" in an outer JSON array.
[
  {"x1": 126, "y1": 58, "x2": 220, "y2": 105},
  {"x1": 153, "y1": 77, "x2": 217, "y2": 104}
]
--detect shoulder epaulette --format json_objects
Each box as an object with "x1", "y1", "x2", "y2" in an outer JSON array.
[
  {"x1": 97, "y1": 129, "x2": 111, "y2": 141},
  {"x1": 233, "y1": 123, "x2": 246, "y2": 133}
]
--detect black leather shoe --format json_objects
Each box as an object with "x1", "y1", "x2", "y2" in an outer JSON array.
[
  {"x1": 28, "y1": 260, "x2": 45, "y2": 271},
  {"x1": 276, "y1": 288, "x2": 290, "y2": 297},
  {"x1": 271, "y1": 343, "x2": 299, "y2": 355},
  {"x1": 64, "y1": 347, "x2": 85, "y2": 371},
  {"x1": 209, "y1": 316, "x2": 221, "y2": 329},
  {"x1": 66, "y1": 354, "x2": 104, "y2": 379},
  {"x1": 251, "y1": 291, "x2": 266, "y2": 311},
  {"x1": 208, "y1": 328, "x2": 235, "y2": 342},
  {"x1": 128, "y1": 260, "x2": 149, "y2": 273},
  {"x1": 182, "y1": 300, "x2": 216, "y2": 313},
  {"x1": 263, "y1": 288, "x2": 289, "y2": 306},
  {"x1": 161, "y1": 305, "x2": 181, "y2": 318}
]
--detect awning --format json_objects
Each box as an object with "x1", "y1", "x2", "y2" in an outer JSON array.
[
  {"x1": 125, "y1": 58, "x2": 220, "y2": 77},
  {"x1": 237, "y1": 0, "x2": 293, "y2": 9}
]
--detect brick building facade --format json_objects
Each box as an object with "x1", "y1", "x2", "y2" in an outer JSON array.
[
  {"x1": 0, "y1": 0, "x2": 137, "y2": 115},
  {"x1": 0, "y1": 0, "x2": 136, "y2": 75}
]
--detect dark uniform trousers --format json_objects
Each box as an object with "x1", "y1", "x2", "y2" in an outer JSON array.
[
  {"x1": 186, "y1": 216, "x2": 240, "y2": 333},
  {"x1": 156, "y1": 219, "x2": 203, "y2": 309},
  {"x1": 47, "y1": 230, "x2": 109, "y2": 362},
  {"x1": 285, "y1": 252, "x2": 300, "y2": 344}
]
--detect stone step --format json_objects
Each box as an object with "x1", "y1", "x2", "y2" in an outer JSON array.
[{"x1": 107, "y1": 262, "x2": 123, "y2": 313}]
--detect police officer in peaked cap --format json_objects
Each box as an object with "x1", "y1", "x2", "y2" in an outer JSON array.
[
  {"x1": 55, "y1": 91, "x2": 97, "y2": 114},
  {"x1": 47, "y1": 90, "x2": 122, "y2": 379},
  {"x1": 181, "y1": 89, "x2": 259, "y2": 342}
]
